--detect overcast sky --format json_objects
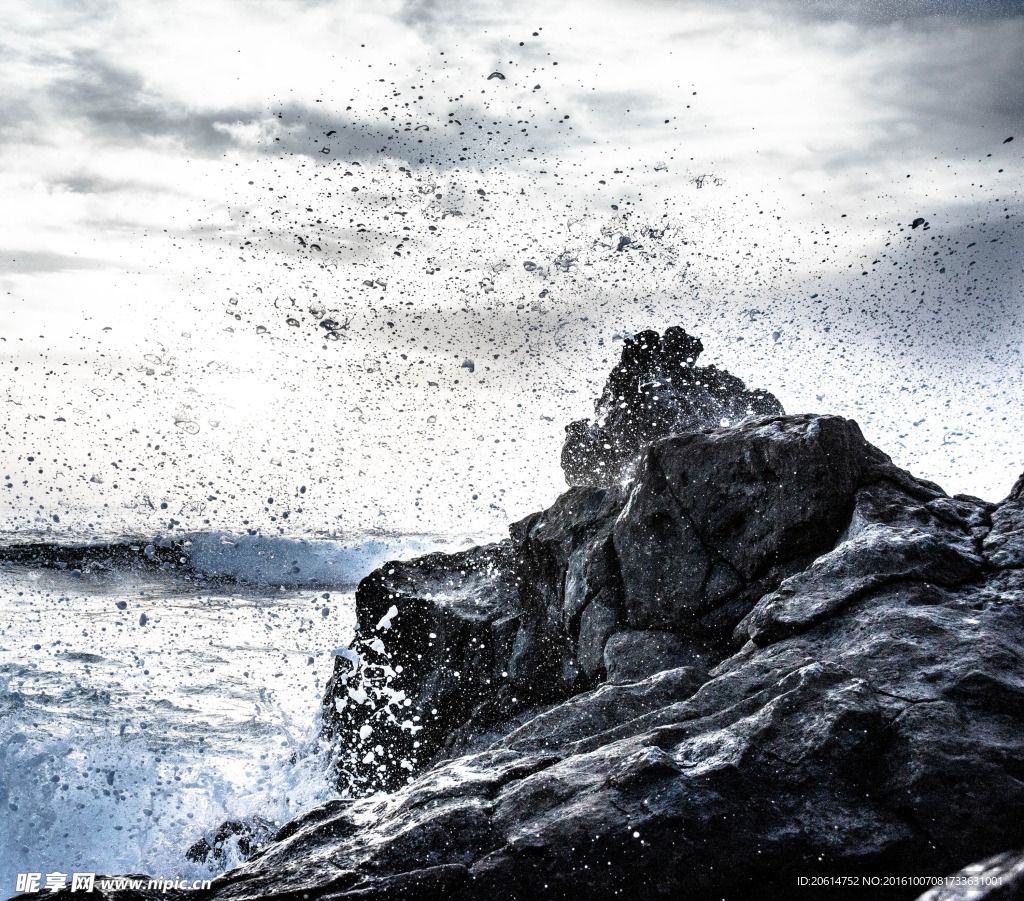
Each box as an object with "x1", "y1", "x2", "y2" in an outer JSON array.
[{"x1": 1, "y1": 0, "x2": 1022, "y2": 540}]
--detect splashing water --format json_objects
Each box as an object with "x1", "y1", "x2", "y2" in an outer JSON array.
[{"x1": 0, "y1": 559, "x2": 361, "y2": 887}]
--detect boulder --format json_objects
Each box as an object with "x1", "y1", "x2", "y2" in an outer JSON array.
[
  {"x1": 184, "y1": 816, "x2": 277, "y2": 868},
  {"x1": 320, "y1": 541, "x2": 521, "y2": 792},
  {"x1": 612, "y1": 414, "x2": 868, "y2": 635}
]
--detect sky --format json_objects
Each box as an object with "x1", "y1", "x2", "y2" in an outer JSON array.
[{"x1": 0, "y1": 0, "x2": 1022, "y2": 540}]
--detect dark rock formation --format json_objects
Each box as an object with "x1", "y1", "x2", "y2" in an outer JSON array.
[
  {"x1": 560, "y1": 326, "x2": 783, "y2": 486},
  {"x1": 321, "y1": 414, "x2": 871, "y2": 792},
  {"x1": 321, "y1": 542, "x2": 522, "y2": 793},
  {"x1": 293, "y1": 408, "x2": 1022, "y2": 901},
  {"x1": 34, "y1": 330, "x2": 1024, "y2": 901},
  {"x1": 176, "y1": 432, "x2": 1024, "y2": 901}
]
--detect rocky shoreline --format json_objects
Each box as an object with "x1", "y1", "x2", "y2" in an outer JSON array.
[{"x1": 36, "y1": 329, "x2": 1024, "y2": 901}]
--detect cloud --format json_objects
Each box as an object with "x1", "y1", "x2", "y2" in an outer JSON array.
[
  {"x1": 1, "y1": 0, "x2": 1022, "y2": 534},
  {"x1": 0, "y1": 250, "x2": 111, "y2": 273},
  {"x1": 757, "y1": 0, "x2": 1024, "y2": 23},
  {"x1": 31, "y1": 49, "x2": 257, "y2": 155}
]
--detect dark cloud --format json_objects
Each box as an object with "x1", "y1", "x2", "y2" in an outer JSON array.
[
  {"x1": 829, "y1": 205, "x2": 1024, "y2": 358},
  {"x1": 859, "y1": 18, "x2": 1024, "y2": 139},
  {"x1": 739, "y1": 0, "x2": 1024, "y2": 23},
  {"x1": 39, "y1": 49, "x2": 258, "y2": 154},
  {"x1": 26, "y1": 44, "x2": 572, "y2": 174},
  {"x1": 253, "y1": 86, "x2": 575, "y2": 173}
]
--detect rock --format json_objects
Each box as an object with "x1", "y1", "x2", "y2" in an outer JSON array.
[
  {"x1": 184, "y1": 816, "x2": 277, "y2": 867},
  {"x1": 196, "y1": 535, "x2": 1024, "y2": 900},
  {"x1": 508, "y1": 484, "x2": 626, "y2": 693},
  {"x1": 916, "y1": 849, "x2": 1024, "y2": 900},
  {"x1": 576, "y1": 597, "x2": 618, "y2": 678},
  {"x1": 739, "y1": 523, "x2": 983, "y2": 647},
  {"x1": 320, "y1": 541, "x2": 522, "y2": 792},
  {"x1": 603, "y1": 630, "x2": 704, "y2": 683},
  {"x1": 561, "y1": 327, "x2": 783, "y2": 487},
  {"x1": 58, "y1": 331, "x2": 1024, "y2": 901},
  {"x1": 613, "y1": 414, "x2": 868, "y2": 635},
  {"x1": 272, "y1": 414, "x2": 1024, "y2": 901},
  {"x1": 495, "y1": 665, "x2": 708, "y2": 755},
  {"x1": 984, "y1": 473, "x2": 1024, "y2": 568},
  {"x1": 321, "y1": 412, "x2": 878, "y2": 796}
]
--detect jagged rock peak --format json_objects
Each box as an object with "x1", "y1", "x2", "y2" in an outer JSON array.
[{"x1": 561, "y1": 326, "x2": 784, "y2": 487}]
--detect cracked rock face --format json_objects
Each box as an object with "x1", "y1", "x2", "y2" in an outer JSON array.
[{"x1": 560, "y1": 326, "x2": 784, "y2": 487}]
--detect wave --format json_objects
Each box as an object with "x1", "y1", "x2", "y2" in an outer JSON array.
[
  {"x1": 0, "y1": 684, "x2": 335, "y2": 888},
  {"x1": 182, "y1": 533, "x2": 431, "y2": 587},
  {"x1": 0, "y1": 531, "x2": 456, "y2": 588}
]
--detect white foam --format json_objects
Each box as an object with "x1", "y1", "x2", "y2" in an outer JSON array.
[
  {"x1": 0, "y1": 563, "x2": 354, "y2": 888},
  {"x1": 375, "y1": 605, "x2": 399, "y2": 631},
  {"x1": 0, "y1": 695, "x2": 334, "y2": 889}
]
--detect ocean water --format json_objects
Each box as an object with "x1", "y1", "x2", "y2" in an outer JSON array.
[{"x1": 0, "y1": 534, "x2": 446, "y2": 891}]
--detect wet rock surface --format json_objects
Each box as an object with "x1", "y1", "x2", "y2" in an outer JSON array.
[
  {"x1": 184, "y1": 817, "x2": 277, "y2": 868},
  {"x1": 320, "y1": 541, "x2": 523, "y2": 792},
  {"x1": 321, "y1": 412, "x2": 873, "y2": 791},
  {"x1": 36, "y1": 331, "x2": 1024, "y2": 901},
  {"x1": 225, "y1": 411, "x2": 1022, "y2": 901}
]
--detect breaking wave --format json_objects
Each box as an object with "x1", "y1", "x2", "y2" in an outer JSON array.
[
  {"x1": 0, "y1": 531, "x2": 463, "y2": 588},
  {"x1": 181, "y1": 533, "x2": 435, "y2": 587}
]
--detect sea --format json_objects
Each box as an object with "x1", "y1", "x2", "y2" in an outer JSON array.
[{"x1": 0, "y1": 532, "x2": 450, "y2": 891}]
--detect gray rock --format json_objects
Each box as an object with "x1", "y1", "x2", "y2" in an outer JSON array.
[
  {"x1": 613, "y1": 414, "x2": 868, "y2": 634},
  {"x1": 194, "y1": 545, "x2": 1024, "y2": 900},
  {"x1": 576, "y1": 597, "x2": 619, "y2": 678},
  {"x1": 603, "y1": 630, "x2": 706, "y2": 683},
  {"x1": 739, "y1": 523, "x2": 983, "y2": 647},
  {"x1": 985, "y1": 474, "x2": 1024, "y2": 568},
  {"x1": 222, "y1": 422, "x2": 1022, "y2": 901}
]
